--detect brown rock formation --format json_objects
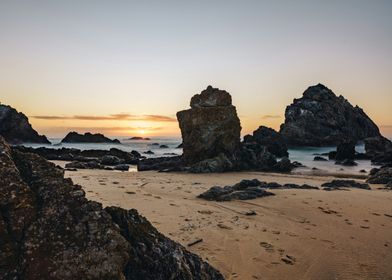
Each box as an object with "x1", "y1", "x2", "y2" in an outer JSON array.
[
  {"x1": 0, "y1": 136, "x2": 223, "y2": 279},
  {"x1": 177, "y1": 85, "x2": 241, "y2": 164},
  {"x1": 0, "y1": 104, "x2": 50, "y2": 144}
]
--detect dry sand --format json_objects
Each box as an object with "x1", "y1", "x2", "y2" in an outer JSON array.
[{"x1": 56, "y1": 162, "x2": 392, "y2": 280}]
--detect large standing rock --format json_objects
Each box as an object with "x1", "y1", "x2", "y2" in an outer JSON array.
[
  {"x1": 61, "y1": 131, "x2": 121, "y2": 144},
  {"x1": 243, "y1": 126, "x2": 288, "y2": 157},
  {"x1": 177, "y1": 86, "x2": 241, "y2": 164},
  {"x1": 335, "y1": 140, "x2": 356, "y2": 161},
  {"x1": 0, "y1": 104, "x2": 50, "y2": 144},
  {"x1": 0, "y1": 136, "x2": 223, "y2": 279},
  {"x1": 280, "y1": 84, "x2": 381, "y2": 146}
]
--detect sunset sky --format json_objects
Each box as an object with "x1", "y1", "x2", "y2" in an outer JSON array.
[{"x1": 1, "y1": 0, "x2": 391, "y2": 138}]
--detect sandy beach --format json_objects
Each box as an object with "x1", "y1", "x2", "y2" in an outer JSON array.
[{"x1": 56, "y1": 162, "x2": 392, "y2": 280}]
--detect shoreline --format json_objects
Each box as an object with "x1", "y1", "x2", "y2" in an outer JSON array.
[{"x1": 59, "y1": 164, "x2": 392, "y2": 280}]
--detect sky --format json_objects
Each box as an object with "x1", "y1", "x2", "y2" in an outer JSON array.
[{"x1": 0, "y1": 0, "x2": 391, "y2": 138}]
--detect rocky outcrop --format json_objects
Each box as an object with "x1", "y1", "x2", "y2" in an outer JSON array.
[
  {"x1": 137, "y1": 156, "x2": 185, "y2": 172},
  {"x1": 367, "y1": 167, "x2": 392, "y2": 185},
  {"x1": 177, "y1": 85, "x2": 241, "y2": 164},
  {"x1": 321, "y1": 180, "x2": 370, "y2": 190},
  {"x1": 171, "y1": 86, "x2": 294, "y2": 173},
  {"x1": 0, "y1": 136, "x2": 223, "y2": 279},
  {"x1": 13, "y1": 146, "x2": 142, "y2": 168},
  {"x1": 280, "y1": 84, "x2": 381, "y2": 146},
  {"x1": 128, "y1": 136, "x2": 151, "y2": 140},
  {"x1": 0, "y1": 104, "x2": 50, "y2": 144},
  {"x1": 198, "y1": 179, "x2": 318, "y2": 201},
  {"x1": 364, "y1": 136, "x2": 392, "y2": 165},
  {"x1": 335, "y1": 140, "x2": 355, "y2": 161},
  {"x1": 243, "y1": 126, "x2": 288, "y2": 157},
  {"x1": 61, "y1": 132, "x2": 121, "y2": 144}
]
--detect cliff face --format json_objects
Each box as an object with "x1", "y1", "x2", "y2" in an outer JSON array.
[
  {"x1": 0, "y1": 104, "x2": 50, "y2": 144},
  {"x1": 0, "y1": 136, "x2": 223, "y2": 279},
  {"x1": 280, "y1": 84, "x2": 381, "y2": 146}
]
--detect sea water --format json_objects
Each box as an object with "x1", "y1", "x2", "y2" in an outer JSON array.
[{"x1": 23, "y1": 137, "x2": 380, "y2": 175}]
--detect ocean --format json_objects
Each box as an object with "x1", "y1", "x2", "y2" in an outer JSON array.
[{"x1": 23, "y1": 137, "x2": 381, "y2": 175}]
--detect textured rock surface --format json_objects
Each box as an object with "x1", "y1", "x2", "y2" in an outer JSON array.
[
  {"x1": 0, "y1": 104, "x2": 50, "y2": 144},
  {"x1": 0, "y1": 136, "x2": 223, "y2": 279},
  {"x1": 177, "y1": 86, "x2": 241, "y2": 164},
  {"x1": 367, "y1": 167, "x2": 392, "y2": 184},
  {"x1": 14, "y1": 146, "x2": 141, "y2": 167},
  {"x1": 280, "y1": 84, "x2": 381, "y2": 146},
  {"x1": 321, "y1": 180, "x2": 370, "y2": 190},
  {"x1": 335, "y1": 140, "x2": 356, "y2": 161},
  {"x1": 364, "y1": 136, "x2": 392, "y2": 165},
  {"x1": 61, "y1": 131, "x2": 121, "y2": 144},
  {"x1": 137, "y1": 156, "x2": 185, "y2": 172},
  {"x1": 243, "y1": 126, "x2": 288, "y2": 157},
  {"x1": 173, "y1": 86, "x2": 294, "y2": 173},
  {"x1": 198, "y1": 179, "x2": 318, "y2": 201}
]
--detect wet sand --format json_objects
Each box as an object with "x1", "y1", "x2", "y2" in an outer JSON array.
[{"x1": 57, "y1": 163, "x2": 392, "y2": 280}]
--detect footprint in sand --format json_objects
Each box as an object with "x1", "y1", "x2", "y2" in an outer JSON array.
[
  {"x1": 126, "y1": 191, "x2": 136, "y2": 194},
  {"x1": 260, "y1": 242, "x2": 274, "y2": 252},
  {"x1": 112, "y1": 181, "x2": 119, "y2": 185},
  {"x1": 198, "y1": 210, "x2": 213, "y2": 215},
  {"x1": 217, "y1": 223, "x2": 232, "y2": 230},
  {"x1": 281, "y1": 255, "x2": 296, "y2": 265}
]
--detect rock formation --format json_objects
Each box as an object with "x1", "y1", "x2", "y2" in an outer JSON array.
[
  {"x1": 14, "y1": 146, "x2": 142, "y2": 170},
  {"x1": 335, "y1": 140, "x2": 356, "y2": 161},
  {"x1": 177, "y1": 85, "x2": 241, "y2": 164},
  {"x1": 61, "y1": 131, "x2": 121, "y2": 144},
  {"x1": 168, "y1": 86, "x2": 294, "y2": 173},
  {"x1": 321, "y1": 180, "x2": 370, "y2": 190},
  {"x1": 367, "y1": 167, "x2": 392, "y2": 185},
  {"x1": 0, "y1": 136, "x2": 223, "y2": 279},
  {"x1": 0, "y1": 104, "x2": 50, "y2": 144},
  {"x1": 364, "y1": 136, "x2": 392, "y2": 165},
  {"x1": 198, "y1": 179, "x2": 318, "y2": 202},
  {"x1": 280, "y1": 84, "x2": 381, "y2": 146},
  {"x1": 243, "y1": 126, "x2": 288, "y2": 157}
]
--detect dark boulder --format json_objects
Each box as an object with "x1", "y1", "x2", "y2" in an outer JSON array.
[
  {"x1": 0, "y1": 104, "x2": 50, "y2": 144},
  {"x1": 198, "y1": 185, "x2": 275, "y2": 201},
  {"x1": 65, "y1": 160, "x2": 103, "y2": 169},
  {"x1": 137, "y1": 156, "x2": 185, "y2": 172},
  {"x1": 198, "y1": 179, "x2": 319, "y2": 201},
  {"x1": 100, "y1": 155, "x2": 122, "y2": 165},
  {"x1": 113, "y1": 164, "x2": 130, "y2": 171},
  {"x1": 314, "y1": 156, "x2": 328, "y2": 161},
  {"x1": 243, "y1": 126, "x2": 288, "y2": 157},
  {"x1": 280, "y1": 84, "x2": 381, "y2": 146},
  {"x1": 177, "y1": 86, "x2": 241, "y2": 165},
  {"x1": 61, "y1": 131, "x2": 121, "y2": 144},
  {"x1": 367, "y1": 167, "x2": 392, "y2": 184},
  {"x1": 0, "y1": 136, "x2": 223, "y2": 279},
  {"x1": 12, "y1": 146, "x2": 141, "y2": 166},
  {"x1": 321, "y1": 180, "x2": 370, "y2": 190},
  {"x1": 335, "y1": 140, "x2": 355, "y2": 160},
  {"x1": 364, "y1": 136, "x2": 392, "y2": 165}
]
